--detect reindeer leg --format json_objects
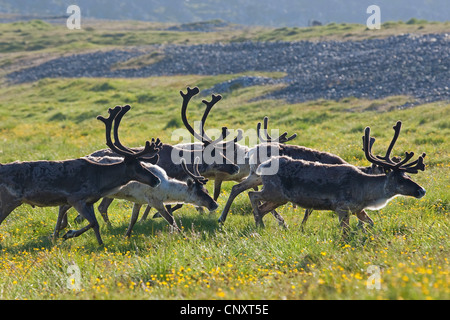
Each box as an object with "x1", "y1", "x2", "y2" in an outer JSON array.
[
  {"x1": 97, "y1": 197, "x2": 113, "y2": 224},
  {"x1": 270, "y1": 210, "x2": 287, "y2": 228},
  {"x1": 248, "y1": 190, "x2": 284, "y2": 228},
  {"x1": 125, "y1": 203, "x2": 142, "y2": 237},
  {"x1": 60, "y1": 207, "x2": 69, "y2": 230},
  {"x1": 301, "y1": 208, "x2": 314, "y2": 231},
  {"x1": 356, "y1": 210, "x2": 374, "y2": 231},
  {"x1": 53, "y1": 204, "x2": 71, "y2": 241},
  {"x1": 337, "y1": 210, "x2": 351, "y2": 240},
  {"x1": 256, "y1": 201, "x2": 286, "y2": 228},
  {"x1": 0, "y1": 187, "x2": 22, "y2": 225},
  {"x1": 219, "y1": 174, "x2": 261, "y2": 224},
  {"x1": 141, "y1": 205, "x2": 153, "y2": 220},
  {"x1": 63, "y1": 202, "x2": 103, "y2": 246},
  {"x1": 153, "y1": 204, "x2": 184, "y2": 219},
  {"x1": 213, "y1": 179, "x2": 223, "y2": 201},
  {"x1": 248, "y1": 190, "x2": 264, "y2": 227},
  {"x1": 152, "y1": 201, "x2": 180, "y2": 232},
  {"x1": 260, "y1": 202, "x2": 285, "y2": 218}
]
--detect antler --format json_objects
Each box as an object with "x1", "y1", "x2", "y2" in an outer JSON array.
[
  {"x1": 257, "y1": 116, "x2": 297, "y2": 143},
  {"x1": 97, "y1": 106, "x2": 162, "y2": 159},
  {"x1": 97, "y1": 106, "x2": 122, "y2": 152},
  {"x1": 201, "y1": 94, "x2": 243, "y2": 149},
  {"x1": 375, "y1": 121, "x2": 402, "y2": 165},
  {"x1": 363, "y1": 124, "x2": 426, "y2": 174},
  {"x1": 180, "y1": 86, "x2": 203, "y2": 142},
  {"x1": 180, "y1": 87, "x2": 243, "y2": 149},
  {"x1": 180, "y1": 157, "x2": 208, "y2": 185}
]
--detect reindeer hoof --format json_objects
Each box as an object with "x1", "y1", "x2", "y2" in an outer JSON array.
[
  {"x1": 63, "y1": 230, "x2": 77, "y2": 240},
  {"x1": 49, "y1": 233, "x2": 59, "y2": 242}
]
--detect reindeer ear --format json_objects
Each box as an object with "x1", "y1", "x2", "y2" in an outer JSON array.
[{"x1": 187, "y1": 178, "x2": 194, "y2": 187}]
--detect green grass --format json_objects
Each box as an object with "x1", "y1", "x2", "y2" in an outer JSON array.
[
  {"x1": 0, "y1": 75, "x2": 448, "y2": 300},
  {"x1": 0, "y1": 17, "x2": 448, "y2": 300}
]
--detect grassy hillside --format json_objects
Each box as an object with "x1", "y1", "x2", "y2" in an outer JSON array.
[
  {"x1": 0, "y1": 19, "x2": 448, "y2": 300},
  {"x1": 1, "y1": 18, "x2": 449, "y2": 78}
]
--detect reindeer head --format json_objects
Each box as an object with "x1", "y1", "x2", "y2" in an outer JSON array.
[
  {"x1": 97, "y1": 105, "x2": 162, "y2": 188},
  {"x1": 181, "y1": 157, "x2": 218, "y2": 212},
  {"x1": 363, "y1": 121, "x2": 426, "y2": 199},
  {"x1": 180, "y1": 87, "x2": 241, "y2": 177}
]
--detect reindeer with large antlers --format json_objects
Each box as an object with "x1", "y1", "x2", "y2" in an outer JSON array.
[
  {"x1": 79, "y1": 87, "x2": 240, "y2": 224},
  {"x1": 0, "y1": 105, "x2": 162, "y2": 245},
  {"x1": 247, "y1": 121, "x2": 426, "y2": 235},
  {"x1": 177, "y1": 115, "x2": 298, "y2": 203},
  {"x1": 218, "y1": 116, "x2": 385, "y2": 227},
  {"x1": 177, "y1": 87, "x2": 243, "y2": 200}
]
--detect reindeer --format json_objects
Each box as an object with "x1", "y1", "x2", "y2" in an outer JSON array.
[
  {"x1": 0, "y1": 105, "x2": 162, "y2": 246},
  {"x1": 76, "y1": 87, "x2": 240, "y2": 224},
  {"x1": 247, "y1": 122, "x2": 426, "y2": 235},
  {"x1": 109, "y1": 157, "x2": 215, "y2": 236},
  {"x1": 218, "y1": 118, "x2": 384, "y2": 227},
  {"x1": 176, "y1": 115, "x2": 297, "y2": 201},
  {"x1": 56, "y1": 156, "x2": 217, "y2": 237}
]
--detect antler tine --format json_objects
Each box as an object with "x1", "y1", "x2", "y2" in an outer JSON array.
[
  {"x1": 98, "y1": 106, "x2": 161, "y2": 159},
  {"x1": 262, "y1": 116, "x2": 297, "y2": 143},
  {"x1": 112, "y1": 105, "x2": 134, "y2": 153},
  {"x1": 193, "y1": 157, "x2": 201, "y2": 177},
  {"x1": 193, "y1": 157, "x2": 208, "y2": 184},
  {"x1": 201, "y1": 95, "x2": 222, "y2": 123},
  {"x1": 256, "y1": 121, "x2": 267, "y2": 143},
  {"x1": 375, "y1": 121, "x2": 402, "y2": 164},
  {"x1": 402, "y1": 155, "x2": 426, "y2": 173},
  {"x1": 395, "y1": 152, "x2": 426, "y2": 173},
  {"x1": 111, "y1": 105, "x2": 161, "y2": 159},
  {"x1": 180, "y1": 86, "x2": 200, "y2": 99},
  {"x1": 200, "y1": 94, "x2": 243, "y2": 149},
  {"x1": 279, "y1": 132, "x2": 297, "y2": 143},
  {"x1": 180, "y1": 86, "x2": 203, "y2": 142},
  {"x1": 97, "y1": 106, "x2": 133, "y2": 157},
  {"x1": 133, "y1": 138, "x2": 163, "y2": 159},
  {"x1": 361, "y1": 135, "x2": 376, "y2": 152},
  {"x1": 403, "y1": 152, "x2": 426, "y2": 168},
  {"x1": 200, "y1": 94, "x2": 222, "y2": 144},
  {"x1": 363, "y1": 126, "x2": 397, "y2": 171},
  {"x1": 180, "y1": 157, "x2": 208, "y2": 185},
  {"x1": 97, "y1": 106, "x2": 121, "y2": 128},
  {"x1": 263, "y1": 116, "x2": 272, "y2": 141}
]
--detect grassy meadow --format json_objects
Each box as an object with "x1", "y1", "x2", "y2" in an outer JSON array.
[{"x1": 0, "y1": 19, "x2": 448, "y2": 300}]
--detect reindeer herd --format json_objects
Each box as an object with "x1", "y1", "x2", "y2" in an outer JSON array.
[{"x1": 0, "y1": 86, "x2": 427, "y2": 246}]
